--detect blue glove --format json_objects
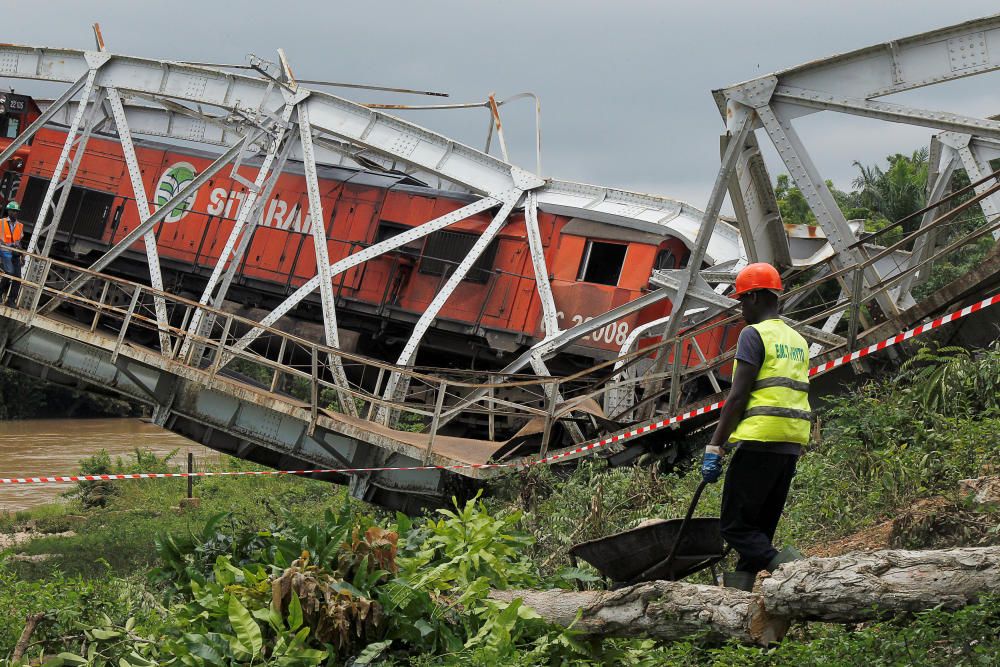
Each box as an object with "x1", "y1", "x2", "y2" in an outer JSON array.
[{"x1": 701, "y1": 451, "x2": 723, "y2": 483}]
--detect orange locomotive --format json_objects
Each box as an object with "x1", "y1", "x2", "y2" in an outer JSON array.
[{"x1": 8, "y1": 123, "x2": 740, "y2": 375}]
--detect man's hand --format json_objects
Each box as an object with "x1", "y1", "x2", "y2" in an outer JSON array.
[{"x1": 701, "y1": 445, "x2": 724, "y2": 484}]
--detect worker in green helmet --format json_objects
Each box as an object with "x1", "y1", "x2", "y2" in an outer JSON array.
[{"x1": 0, "y1": 201, "x2": 24, "y2": 307}]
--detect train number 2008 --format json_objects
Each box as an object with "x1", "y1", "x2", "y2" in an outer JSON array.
[{"x1": 556, "y1": 312, "x2": 630, "y2": 346}]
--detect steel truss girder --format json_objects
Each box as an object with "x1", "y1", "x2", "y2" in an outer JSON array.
[
  {"x1": 0, "y1": 44, "x2": 741, "y2": 264},
  {"x1": 726, "y1": 127, "x2": 790, "y2": 267},
  {"x1": 180, "y1": 100, "x2": 298, "y2": 360},
  {"x1": 23, "y1": 64, "x2": 103, "y2": 259},
  {"x1": 638, "y1": 103, "x2": 755, "y2": 419},
  {"x1": 50, "y1": 139, "x2": 248, "y2": 310},
  {"x1": 377, "y1": 191, "x2": 523, "y2": 424},
  {"x1": 713, "y1": 14, "x2": 1000, "y2": 322},
  {"x1": 756, "y1": 102, "x2": 901, "y2": 318},
  {"x1": 106, "y1": 87, "x2": 171, "y2": 352},
  {"x1": 946, "y1": 134, "x2": 1000, "y2": 239},
  {"x1": 220, "y1": 191, "x2": 517, "y2": 365},
  {"x1": 722, "y1": 14, "x2": 1000, "y2": 102},
  {"x1": 40, "y1": 86, "x2": 110, "y2": 258},
  {"x1": 771, "y1": 85, "x2": 1000, "y2": 142},
  {"x1": 524, "y1": 191, "x2": 560, "y2": 337},
  {"x1": 649, "y1": 270, "x2": 847, "y2": 348},
  {"x1": 0, "y1": 80, "x2": 89, "y2": 174},
  {"x1": 296, "y1": 100, "x2": 357, "y2": 416}
]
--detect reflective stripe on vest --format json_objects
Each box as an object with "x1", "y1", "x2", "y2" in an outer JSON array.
[
  {"x1": 729, "y1": 319, "x2": 812, "y2": 446},
  {"x1": 0, "y1": 218, "x2": 22, "y2": 245}
]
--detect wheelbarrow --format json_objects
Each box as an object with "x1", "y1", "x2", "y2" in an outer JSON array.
[{"x1": 568, "y1": 480, "x2": 727, "y2": 586}]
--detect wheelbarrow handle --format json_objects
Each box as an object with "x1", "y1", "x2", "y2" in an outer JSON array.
[{"x1": 630, "y1": 479, "x2": 709, "y2": 585}]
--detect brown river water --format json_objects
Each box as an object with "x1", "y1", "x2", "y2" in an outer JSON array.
[{"x1": 0, "y1": 419, "x2": 216, "y2": 513}]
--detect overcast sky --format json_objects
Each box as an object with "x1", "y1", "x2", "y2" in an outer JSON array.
[{"x1": 6, "y1": 1, "x2": 1000, "y2": 211}]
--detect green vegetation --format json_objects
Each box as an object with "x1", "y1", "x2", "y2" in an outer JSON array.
[{"x1": 1, "y1": 343, "x2": 998, "y2": 665}]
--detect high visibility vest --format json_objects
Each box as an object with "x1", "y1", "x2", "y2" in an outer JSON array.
[
  {"x1": 729, "y1": 319, "x2": 812, "y2": 445},
  {"x1": 0, "y1": 218, "x2": 22, "y2": 246}
]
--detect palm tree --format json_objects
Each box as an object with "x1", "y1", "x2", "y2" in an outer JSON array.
[{"x1": 851, "y1": 148, "x2": 929, "y2": 233}]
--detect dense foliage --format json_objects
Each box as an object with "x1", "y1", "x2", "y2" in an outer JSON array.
[{"x1": 1, "y1": 341, "x2": 999, "y2": 665}]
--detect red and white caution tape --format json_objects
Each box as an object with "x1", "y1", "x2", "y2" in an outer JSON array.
[{"x1": 2, "y1": 292, "x2": 998, "y2": 486}]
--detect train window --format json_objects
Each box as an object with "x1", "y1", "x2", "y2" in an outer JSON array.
[
  {"x1": 655, "y1": 249, "x2": 676, "y2": 271},
  {"x1": 5, "y1": 117, "x2": 18, "y2": 139},
  {"x1": 375, "y1": 221, "x2": 424, "y2": 257},
  {"x1": 577, "y1": 240, "x2": 627, "y2": 286},
  {"x1": 419, "y1": 230, "x2": 498, "y2": 284}
]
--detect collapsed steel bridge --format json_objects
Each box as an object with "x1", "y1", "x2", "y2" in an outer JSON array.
[{"x1": 0, "y1": 16, "x2": 998, "y2": 510}]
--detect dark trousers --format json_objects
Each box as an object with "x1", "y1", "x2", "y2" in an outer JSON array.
[
  {"x1": 0, "y1": 251, "x2": 20, "y2": 306},
  {"x1": 720, "y1": 448, "x2": 798, "y2": 574}
]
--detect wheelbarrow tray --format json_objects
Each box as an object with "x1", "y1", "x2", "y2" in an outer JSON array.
[{"x1": 569, "y1": 517, "x2": 724, "y2": 583}]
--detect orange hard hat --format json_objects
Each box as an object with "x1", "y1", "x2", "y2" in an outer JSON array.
[{"x1": 733, "y1": 262, "x2": 783, "y2": 298}]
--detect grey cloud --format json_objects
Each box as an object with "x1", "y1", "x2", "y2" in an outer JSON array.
[{"x1": 5, "y1": 1, "x2": 999, "y2": 209}]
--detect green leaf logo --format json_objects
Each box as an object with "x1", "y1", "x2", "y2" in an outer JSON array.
[{"x1": 153, "y1": 161, "x2": 199, "y2": 223}]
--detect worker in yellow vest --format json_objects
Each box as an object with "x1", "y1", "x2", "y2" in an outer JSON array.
[
  {"x1": 0, "y1": 201, "x2": 24, "y2": 307},
  {"x1": 701, "y1": 262, "x2": 808, "y2": 591}
]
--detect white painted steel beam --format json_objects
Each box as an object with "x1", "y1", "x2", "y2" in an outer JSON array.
[
  {"x1": 181, "y1": 101, "x2": 298, "y2": 360},
  {"x1": 39, "y1": 86, "x2": 109, "y2": 258},
  {"x1": 23, "y1": 64, "x2": 103, "y2": 259},
  {"x1": 771, "y1": 86, "x2": 1000, "y2": 142},
  {"x1": 1, "y1": 44, "x2": 742, "y2": 264},
  {"x1": 0, "y1": 73, "x2": 88, "y2": 166},
  {"x1": 297, "y1": 101, "x2": 357, "y2": 416},
  {"x1": 723, "y1": 14, "x2": 1000, "y2": 103},
  {"x1": 726, "y1": 128, "x2": 790, "y2": 267},
  {"x1": 756, "y1": 102, "x2": 900, "y2": 318},
  {"x1": 639, "y1": 103, "x2": 754, "y2": 418},
  {"x1": 219, "y1": 192, "x2": 512, "y2": 365},
  {"x1": 50, "y1": 139, "x2": 247, "y2": 309},
  {"x1": 106, "y1": 87, "x2": 172, "y2": 352},
  {"x1": 377, "y1": 191, "x2": 523, "y2": 423},
  {"x1": 524, "y1": 191, "x2": 560, "y2": 337},
  {"x1": 956, "y1": 138, "x2": 1000, "y2": 239}
]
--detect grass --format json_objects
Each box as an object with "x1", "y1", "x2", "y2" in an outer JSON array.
[{"x1": 0, "y1": 453, "x2": 348, "y2": 580}]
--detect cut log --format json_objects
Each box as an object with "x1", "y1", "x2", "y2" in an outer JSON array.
[
  {"x1": 490, "y1": 581, "x2": 788, "y2": 646},
  {"x1": 761, "y1": 546, "x2": 1000, "y2": 621}
]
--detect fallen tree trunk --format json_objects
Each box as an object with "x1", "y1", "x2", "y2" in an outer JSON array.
[
  {"x1": 761, "y1": 546, "x2": 1000, "y2": 622},
  {"x1": 493, "y1": 547, "x2": 1000, "y2": 644},
  {"x1": 491, "y1": 580, "x2": 788, "y2": 646}
]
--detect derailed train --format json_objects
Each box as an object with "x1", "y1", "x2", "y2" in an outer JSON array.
[{"x1": 3, "y1": 115, "x2": 742, "y2": 382}]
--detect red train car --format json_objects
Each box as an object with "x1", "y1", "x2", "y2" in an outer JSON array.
[
  {"x1": 12, "y1": 124, "x2": 740, "y2": 375},
  {"x1": 0, "y1": 93, "x2": 40, "y2": 206}
]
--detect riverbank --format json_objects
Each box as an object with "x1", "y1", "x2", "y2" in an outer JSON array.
[
  {"x1": 0, "y1": 418, "x2": 215, "y2": 512},
  {"x1": 0, "y1": 453, "x2": 340, "y2": 581}
]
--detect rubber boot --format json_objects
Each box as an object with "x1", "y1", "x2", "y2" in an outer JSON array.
[
  {"x1": 766, "y1": 546, "x2": 804, "y2": 571},
  {"x1": 723, "y1": 570, "x2": 755, "y2": 591}
]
